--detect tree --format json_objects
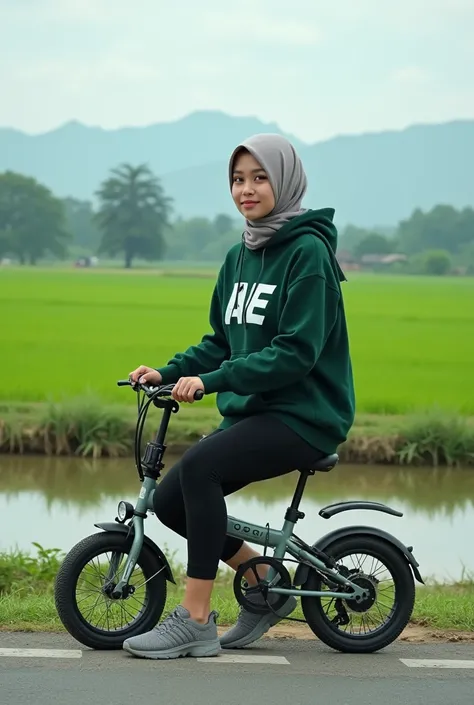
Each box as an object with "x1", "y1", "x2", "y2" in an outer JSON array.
[
  {"x1": 455, "y1": 241, "x2": 474, "y2": 275},
  {"x1": 181, "y1": 217, "x2": 215, "y2": 257},
  {"x1": 95, "y1": 163, "x2": 172, "y2": 268},
  {"x1": 0, "y1": 171, "x2": 70, "y2": 264},
  {"x1": 0, "y1": 229, "x2": 11, "y2": 259},
  {"x1": 354, "y1": 232, "x2": 393, "y2": 259},
  {"x1": 423, "y1": 250, "x2": 452, "y2": 276},
  {"x1": 214, "y1": 213, "x2": 234, "y2": 237},
  {"x1": 396, "y1": 205, "x2": 474, "y2": 255},
  {"x1": 165, "y1": 217, "x2": 219, "y2": 261},
  {"x1": 163, "y1": 217, "x2": 189, "y2": 261},
  {"x1": 62, "y1": 198, "x2": 101, "y2": 252},
  {"x1": 339, "y1": 225, "x2": 372, "y2": 254},
  {"x1": 201, "y1": 228, "x2": 241, "y2": 261}
]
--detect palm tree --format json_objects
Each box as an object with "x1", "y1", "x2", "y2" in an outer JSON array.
[{"x1": 95, "y1": 163, "x2": 172, "y2": 268}]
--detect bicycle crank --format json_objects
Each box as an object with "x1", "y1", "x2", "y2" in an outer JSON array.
[{"x1": 233, "y1": 556, "x2": 292, "y2": 615}]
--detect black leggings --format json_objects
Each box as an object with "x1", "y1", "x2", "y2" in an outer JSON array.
[{"x1": 153, "y1": 414, "x2": 324, "y2": 580}]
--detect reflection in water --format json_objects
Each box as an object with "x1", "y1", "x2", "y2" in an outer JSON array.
[{"x1": 1, "y1": 455, "x2": 473, "y2": 581}]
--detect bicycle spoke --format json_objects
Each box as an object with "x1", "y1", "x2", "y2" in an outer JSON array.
[
  {"x1": 105, "y1": 601, "x2": 111, "y2": 632},
  {"x1": 120, "y1": 602, "x2": 138, "y2": 624},
  {"x1": 371, "y1": 564, "x2": 389, "y2": 579},
  {"x1": 94, "y1": 601, "x2": 109, "y2": 630},
  {"x1": 128, "y1": 594, "x2": 146, "y2": 610},
  {"x1": 318, "y1": 548, "x2": 400, "y2": 637},
  {"x1": 374, "y1": 603, "x2": 389, "y2": 623},
  {"x1": 322, "y1": 596, "x2": 335, "y2": 617},
  {"x1": 378, "y1": 584, "x2": 395, "y2": 593},
  {"x1": 90, "y1": 557, "x2": 105, "y2": 582},
  {"x1": 133, "y1": 565, "x2": 165, "y2": 590},
  {"x1": 76, "y1": 592, "x2": 101, "y2": 607},
  {"x1": 77, "y1": 576, "x2": 104, "y2": 591},
  {"x1": 374, "y1": 597, "x2": 394, "y2": 610},
  {"x1": 82, "y1": 592, "x2": 104, "y2": 624},
  {"x1": 349, "y1": 554, "x2": 362, "y2": 572},
  {"x1": 119, "y1": 602, "x2": 128, "y2": 629},
  {"x1": 75, "y1": 547, "x2": 148, "y2": 633}
]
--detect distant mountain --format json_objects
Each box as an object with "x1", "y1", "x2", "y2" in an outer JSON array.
[
  {"x1": 0, "y1": 110, "x2": 305, "y2": 202},
  {"x1": 0, "y1": 111, "x2": 472, "y2": 228}
]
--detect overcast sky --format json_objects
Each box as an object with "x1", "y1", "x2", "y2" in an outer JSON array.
[{"x1": 1, "y1": 0, "x2": 473, "y2": 142}]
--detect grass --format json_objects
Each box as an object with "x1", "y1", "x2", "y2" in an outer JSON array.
[
  {"x1": 398, "y1": 409, "x2": 474, "y2": 466},
  {"x1": 1, "y1": 545, "x2": 473, "y2": 633},
  {"x1": 1, "y1": 399, "x2": 473, "y2": 465},
  {"x1": 413, "y1": 576, "x2": 474, "y2": 630},
  {"x1": 2, "y1": 582, "x2": 474, "y2": 634},
  {"x1": 1, "y1": 267, "x2": 473, "y2": 414}
]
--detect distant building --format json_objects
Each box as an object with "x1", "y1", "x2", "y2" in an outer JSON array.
[
  {"x1": 337, "y1": 250, "x2": 361, "y2": 271},
  {"x1": 74, "y1": 256, "x2": 99, "y2": 268},
  {"x1": 360, "y1": 253, "x2": 407, "y2": 265}
]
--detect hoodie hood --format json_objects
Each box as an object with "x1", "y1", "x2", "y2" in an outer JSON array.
[{"x1": 255, "y1": 207, "x2": 346, "y2": 282}]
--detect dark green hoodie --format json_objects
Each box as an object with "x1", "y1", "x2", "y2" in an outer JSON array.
[{"x1": 157, "y1": 209, "x2": 355, "y2": 454}]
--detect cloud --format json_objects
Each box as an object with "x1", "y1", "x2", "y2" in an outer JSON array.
[
  {"x1": 392, "y1": 67, "x2": 431, "y2": 86},
  {"x1": 0, "y1": 0, "x2": 473, "y2": 141},
  {"x1": 204, "y1": 10, "x2": 323, "y2": 47}
]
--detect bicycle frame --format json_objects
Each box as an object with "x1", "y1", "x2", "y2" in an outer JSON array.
[
  {"x1": 110, "y1": 382, "x2": 367, "y2": 601},
  {"x1": 225, "y1": 515, "x2": 366, "y2": 600},
  {"x1": 111, "y1": 474, "x2": 367, "y2": 601}
]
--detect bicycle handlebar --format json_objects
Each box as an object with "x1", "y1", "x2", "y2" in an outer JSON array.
[{"x1": 117, "y1": 379, "x2": 204, "y2": 401}]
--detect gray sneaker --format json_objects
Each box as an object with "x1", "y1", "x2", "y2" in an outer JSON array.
[
  {"x1": 220, "y1": 586, "x2": 297, "y2": 649},
  {"x1": 123, "y1": 605, "x2": 221, "y2": 660}
]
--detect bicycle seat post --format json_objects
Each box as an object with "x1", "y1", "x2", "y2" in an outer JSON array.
[
  {"x1": 285, "y1": 470, "x2": 310, "y2": 525},
  {"x1": 271, "y1": 469, "x2": 310, "y2": 565}
]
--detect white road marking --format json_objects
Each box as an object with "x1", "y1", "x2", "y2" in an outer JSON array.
[
  {"x1": 198, "y1": 654, "x2": 290, "y2": 665},
  {"x1": 0, "y1": 648, "x2": 82, "y2": 659},
  {"x1": 400, "y1": 659, "x2": 474, "y2": 669}
]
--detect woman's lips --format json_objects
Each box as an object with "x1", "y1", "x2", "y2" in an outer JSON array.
[{"x1": 242, "y1": 201, "x2": 259, "y2": 208}]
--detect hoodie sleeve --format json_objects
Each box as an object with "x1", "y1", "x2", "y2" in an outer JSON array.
[
  {"x1": 199, "y1": 273, "x2": 340, "y2": 395},
  {"x1": 156, "y1": 283, "x2": 230, "y2": 384}
]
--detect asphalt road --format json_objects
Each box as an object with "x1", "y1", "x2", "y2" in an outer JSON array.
[{"x1": 2, "y1": 632, "x2": 474, "y2": 705}]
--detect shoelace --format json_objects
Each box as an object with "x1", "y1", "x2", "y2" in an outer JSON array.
[{"x1": 153, "y1": 609, "x2": 183, "y2": 634}]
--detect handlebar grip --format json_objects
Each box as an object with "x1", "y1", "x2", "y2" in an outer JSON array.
[
  {"x1": 117, "y1": 379, "x2": 132, "y2": 387},
  {"x1": 194, "y1": 390, "x2": 204, "y2": 401}
]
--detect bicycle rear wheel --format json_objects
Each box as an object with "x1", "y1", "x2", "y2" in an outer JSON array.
[{"x1": 301, "y1": 534, "x2": 415, "y2": 653}]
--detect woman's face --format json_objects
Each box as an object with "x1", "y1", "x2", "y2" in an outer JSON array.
[{"x1": 231, "y1": 150, "x2": 275, "y2": 220}]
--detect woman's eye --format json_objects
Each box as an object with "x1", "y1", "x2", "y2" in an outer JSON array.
[{"x1": 255, "y1": 175, "x2": 267, "y2": 181}]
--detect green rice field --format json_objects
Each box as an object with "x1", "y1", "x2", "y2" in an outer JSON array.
[{"x1": 0, "y1": 267, "x2": 472, "y2": 414}]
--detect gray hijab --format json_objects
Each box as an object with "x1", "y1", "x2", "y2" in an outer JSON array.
[{"x1": 228, "y1": 133, "x2": 307, "y2": 250}]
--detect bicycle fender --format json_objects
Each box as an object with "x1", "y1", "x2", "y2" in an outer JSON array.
[
  {"x1": 318, "y1": 500, "x2": 403, "y2": 519},
  {"x1": 293, "y1": 525, "x2": 424, "y2": 586},
  {"x1": 94, "y1": 522, "x2": 176, "y2": 584}
]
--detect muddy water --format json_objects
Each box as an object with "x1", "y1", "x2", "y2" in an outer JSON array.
[{"x1": 1, "y1": 455, "x2": 473, "y2": 581}]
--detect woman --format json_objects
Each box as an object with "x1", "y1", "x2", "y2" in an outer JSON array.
[{"x1": 124, "y1": 133, "x2": 355, "y2": 659}]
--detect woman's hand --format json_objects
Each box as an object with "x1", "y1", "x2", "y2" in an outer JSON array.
[
  {"x1": 129, "y1": 365, "x2": 162, "y2": 386},
  {"x1": 172, "y1": 377, "x2": 205, "y2": 403}
]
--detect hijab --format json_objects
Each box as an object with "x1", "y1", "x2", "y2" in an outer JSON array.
[{"x1": 228, "y1": 133, "x2": 307, "y2": 250}]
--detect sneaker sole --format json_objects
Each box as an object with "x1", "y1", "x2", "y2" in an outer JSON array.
[
  {"x1": 220, "y1": 597, "x2": 297, "y2": 649},
  {"x1": 123, "y1": 638, "x2": 221, "y2": 660}
]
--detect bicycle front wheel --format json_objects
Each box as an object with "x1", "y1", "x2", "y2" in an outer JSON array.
[{"x1": 54, "y1": 532, "x2": 167, "y2": 650}]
